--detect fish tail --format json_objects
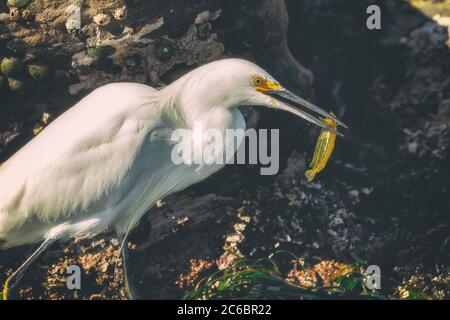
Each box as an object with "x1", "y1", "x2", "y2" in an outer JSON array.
[{"x1": 305, "y1": 169, "x2": 316, "y2": 182}]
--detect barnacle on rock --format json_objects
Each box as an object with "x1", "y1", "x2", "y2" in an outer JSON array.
[
  {"x1": 153, "y1": 38, "x2": 175, "y2": 62},
  {"x1": 27, "y1": 64, "x2": 49, "y2": 81},
  {"x1": 113, "y1": 6, "x2": 127, "y2": 21},
  {"x1": 94, "y1": 13, "x2": 111, "y2": 26},
  {"x1": 7, "y1": 78, "x2": 23, "y2": 93},
  {"x1": 21, "y1": 9, "x2": 31, "y2": 20},
  {"x1": 9, "y1": 7, "x2": 20, "y2": 21},
  {"x1": 7, "y1": 0, "x2": 28, "y2": 8},
  {"x1": 1, "y1": 57, "x2": 23, "y2": 77}
]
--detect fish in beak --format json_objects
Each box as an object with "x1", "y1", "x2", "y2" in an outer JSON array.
[{"x1": 258, "y1": 82, "x2": 347, "y2": 135}]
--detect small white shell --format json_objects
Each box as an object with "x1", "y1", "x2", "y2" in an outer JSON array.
[{"x1": 9, "y1": 7, "x2": 20, "y2": 21}]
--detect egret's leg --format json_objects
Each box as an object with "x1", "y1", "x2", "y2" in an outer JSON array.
[
  {"x1": 2, "y1": 238, "x2": 55, "y2": 300},
  {"x1": 116, "y1": 231, "x2": 141, "y2": 300}
]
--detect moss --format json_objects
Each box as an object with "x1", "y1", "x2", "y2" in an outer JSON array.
[
  {"x1": 1, "y1": 57, "x2": 23, "y2": 78},
  {"x1": 87, "y1": 46, "x2": 115, "y2": 60}
]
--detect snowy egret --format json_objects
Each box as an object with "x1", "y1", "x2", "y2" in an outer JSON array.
[{"x1": 0, "y1": 58, "x2": 346, "y2": 299}]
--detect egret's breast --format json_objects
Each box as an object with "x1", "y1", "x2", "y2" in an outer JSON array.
[{"x1": 114, "y1": 107, "x2": 246, "y2": 234}]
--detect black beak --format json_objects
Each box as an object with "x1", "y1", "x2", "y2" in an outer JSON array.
[{"x1": 266, "y1": 88, "x2": 348, "y2": 135}]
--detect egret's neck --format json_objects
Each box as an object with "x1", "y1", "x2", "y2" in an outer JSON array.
[{"x1": 160, "y1": 82, "x2": 235, "y2": 132}]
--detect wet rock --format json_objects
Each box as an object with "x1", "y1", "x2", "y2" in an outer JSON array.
[
  {"x1": 7, "y1": 0, "x2": 29, "y2": 8},
  {"x1": 27, "y1": 64, "x2": 49, "y2": 81},
  {"x1": 87, "y1": 46, "x2": 115, "y2": 60},
  {"x1": 196, "y1": 41, "x2": 224, "y2": 64},
  {"x1": 0, "y1": 123, "x2": 20, "y2": 151},
  {"x1": 1, "y1": 57, "x2": 23, "y2": 77},
  {"x1": 153, "y1": 38, "x2": 174, "y2": 62},
  {"x1": 71, "y1": 51, "x2": 95, "y2": 74},
  {"x1": 7, "y1": 77, "x2": 23, "y2": 93}
]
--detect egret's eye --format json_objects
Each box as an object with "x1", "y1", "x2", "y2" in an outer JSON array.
[{"x1": 253, "y1": 76, "x2": 264, "y2": 87}]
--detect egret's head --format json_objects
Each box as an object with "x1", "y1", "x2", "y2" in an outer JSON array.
[{"x1": 175, "y1": 58, "x2": 346, "y2": 131}]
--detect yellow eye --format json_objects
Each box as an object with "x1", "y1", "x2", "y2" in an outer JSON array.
[{"x1": 253, "y1": 76, "x2": 264, "y2": 86}]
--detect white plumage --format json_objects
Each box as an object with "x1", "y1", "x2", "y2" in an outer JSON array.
[
  {"x1": 0, "y1": 58, "x2": 344, "y2": 299},
  {"x1": 0, "y1": 80, "x2": 244, "y2": 248}
]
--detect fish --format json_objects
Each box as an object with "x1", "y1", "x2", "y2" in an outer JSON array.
[{"x1": 305, "y1": 112, "x2": 337, "y2": 182}]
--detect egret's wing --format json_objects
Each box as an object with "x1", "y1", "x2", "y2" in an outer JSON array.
[
  {"x1": 0, "y1": 83, "x2": 162, "y2": 237},
  {"x1": 115, "y1": 108, "x2": 247, "y2": 235}
]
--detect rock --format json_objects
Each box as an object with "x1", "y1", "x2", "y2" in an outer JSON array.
[
  {"x1": 7, "y1": 77, "x2": 24, "y2": 93},
  {"x1": 437, "y1": 99, "x2": 450, "y2": 117},
  {"x1": 7, "y1": 0, "x2": 29, "y2": 8},
  {"x1": 153, "y1": 38, "x2": 175, "y2": 62},
  {"x1": 1, "y1": 57, "x2": 23, "y2": 77},
  {"x1": 196, "y1": 41, "x2": 224, "y2": 64},
  {"x1": 27, "y1": 64, "x2": 49, "y2": 81},
  {"x1": 407, "y1": 142, "x2": 419, "y2": 154},
  {"x1": 71, "y1": 51, "x2": 95, "y2": 71},
  {"x1": 0, "y1": 12, "x2": 10, "y2": 22}
]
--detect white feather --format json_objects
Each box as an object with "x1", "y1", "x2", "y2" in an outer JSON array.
[{"x1": 0, "y1": 59, "x2": 263, "y2": 248}]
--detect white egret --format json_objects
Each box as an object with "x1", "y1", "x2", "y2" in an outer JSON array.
[{"x1": 0, "y1": 58, "x2": 346, "y2": 299}]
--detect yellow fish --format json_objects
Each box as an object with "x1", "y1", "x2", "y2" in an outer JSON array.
[{"x1": 305, "y1": 112, "x2": 337, "y2": 182}]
